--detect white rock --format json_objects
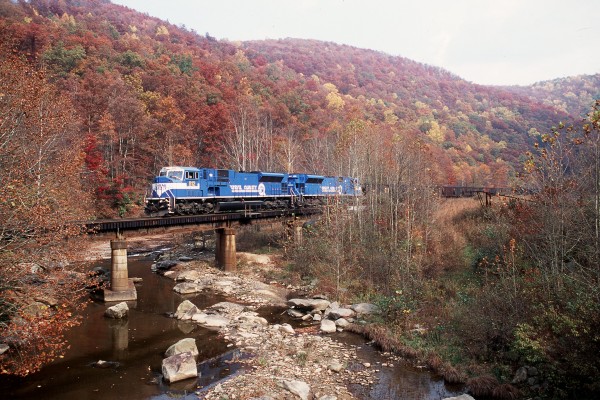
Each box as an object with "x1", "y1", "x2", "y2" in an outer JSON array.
[
  {"x1": 287, "y1": 298, "x2": 331, "y2": 311},
  {"x1": 238, "y1": 314, "x2": 268, "y2": 326},
  {"x1": 201, "y1": 315, "x2": 229, "y2": 327},
  {"x1": 350, "y1": 303, "x2": 380, "y2": 315},
  {"x1": 161, "y1": 351, "x2": 198, "y2": 383},
  {"x1": 176, "y1": 270, "x2": 203, "y2": 281},
  {"x1": 334, "y1": 318, "x2": 349, "y2": 328},
  {"x1": 104, "y1": 302, "x2": 128, "y2": 319},
  {"x1": 328, "y1": 361, "x2": 344, "y2": 372},
  {"x1": 174, "y1": 300, "x2": 198, "y2": 319},
  {"x1": 165, "y1": 338, "x2": 198, "y2": 358},
  {"x1": 279, "y1": 323, "x2": 295, "y2": 334},
  {"x1": 327, "y1": 308, "x2": 355, "y2": 319},
  {"x1": 173, "y1": 282, "x2": 203, "y2": 294},
  {"x1": 320, "y1": 319, "x2": 337, "y2": 333},
  {"x1": 279, "y1": 379, "x2": 310, "y2": 400},
  {"x1": 192, "y1": 313, "x2": 208, "y2": 323}
]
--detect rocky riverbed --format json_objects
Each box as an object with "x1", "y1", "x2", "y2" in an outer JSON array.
[
  {"x1": 148, "y1": 247, "x2": 465, "y2": 400},
  {"x1": 152, "y1": 251, "x2": 378, "y2": 399}
]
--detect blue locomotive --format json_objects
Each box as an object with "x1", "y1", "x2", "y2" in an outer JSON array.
[{"x1": 145, "y1": 166, "x2": 362, "y2": 216}]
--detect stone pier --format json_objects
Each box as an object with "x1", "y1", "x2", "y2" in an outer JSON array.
[
  {"x1": 103, "y1": 238, "x2": 137, "y2": 302},
  {"x1": 215, "y1": 227, "x2": 236, "y2": 271}
]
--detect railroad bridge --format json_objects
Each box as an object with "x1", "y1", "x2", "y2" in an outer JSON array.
[{"x1": 88, "y1": 208, "x2": 318, "y2": 302}]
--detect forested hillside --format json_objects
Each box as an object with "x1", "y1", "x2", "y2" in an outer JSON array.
[
  {"x1": 1, "y1": 0, "x2": 596, "y2": 217},
  {"x1": 505, "y1": 74, "x2": 600, "y2": 117}
]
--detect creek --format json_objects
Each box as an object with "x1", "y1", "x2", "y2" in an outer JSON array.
[{"x1": 0, "y1": 255, "x2": 463, "y2": 399}]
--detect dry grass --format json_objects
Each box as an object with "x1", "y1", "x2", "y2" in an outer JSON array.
[
  {"x1": 466, "y1": 374, "x2": 500, "y2": 397},
  {"x1": 426, "y1": 198, "x2": 482, "y2": 276},
  {"x1": 492, "y1": 383, "x2": 521, "y2": 400},
  {"x1": 425, "y1": 352, "x2": 442, "y2": 371},
  {"x1": 439, "y1": 362, "x2": 467, "y2": 384}
]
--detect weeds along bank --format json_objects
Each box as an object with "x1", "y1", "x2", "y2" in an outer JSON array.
[{"x1": 288, "y1": 185, "x2": 600, "y2": 399}]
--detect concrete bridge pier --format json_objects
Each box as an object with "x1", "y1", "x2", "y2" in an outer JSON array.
[
  {"x1": 103, "y1": 238, "x2": 137, "y2": 302},
  {"x1": 215, "y1": 227, "x2": 236, "y2": 271}
]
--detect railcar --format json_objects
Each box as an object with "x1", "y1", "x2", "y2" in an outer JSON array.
[{"x1": 145, "y1": 166, "x2": 362, "y2": 216}]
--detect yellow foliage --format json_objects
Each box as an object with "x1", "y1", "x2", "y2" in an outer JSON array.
[
  {"x1": 326, "y1": 91, "x2": 345, "y2": 111},
  {"x1": 156, "y1": 25, "x2": 169, "y2": 36},
  {"x1": 323, "y1": 82, "x2": 338, "y2": 93},
  {"x1": 384, "y1": 109, "x2": 398, "y2": 125},
  {"x1": 427, "y1": 120, "x2": 444, "y2": 143}
]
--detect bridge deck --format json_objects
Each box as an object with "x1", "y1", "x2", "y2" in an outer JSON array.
[{"x1": 86, "y1": 208, "x2": 321, "y2": 233}]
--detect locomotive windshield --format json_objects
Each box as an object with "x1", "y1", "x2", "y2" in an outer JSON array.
[
  {"x1": 167, "y1": 170, "x2": 183, "y2": 180},
  {"x1": 158, "y1": 167, "x2": 184, "y2": 181}
]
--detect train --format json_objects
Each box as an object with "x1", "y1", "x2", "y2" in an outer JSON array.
[{"x1": 144, "y1": 166, "x2": 363, "y2": 216}]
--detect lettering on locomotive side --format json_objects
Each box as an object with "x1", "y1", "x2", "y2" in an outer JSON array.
[
  {"x1": 230, "y1": 184, "x2": 259, "y2": 193},
  {"x1": 322, "y1": 185, "x2": 343, "y2": 193}
]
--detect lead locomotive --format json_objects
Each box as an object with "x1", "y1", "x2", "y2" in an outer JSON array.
[{"x1": 145, "y1": 166, "x2": 362, "y2": 216}]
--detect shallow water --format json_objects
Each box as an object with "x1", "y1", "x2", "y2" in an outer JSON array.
[{"x1": 1, "y1": 256, "x2": 464, "y2": 400}]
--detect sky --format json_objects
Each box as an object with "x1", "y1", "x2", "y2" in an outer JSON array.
[{"x1": 111, "y1": 0, "x2": 600, "y2": 86}]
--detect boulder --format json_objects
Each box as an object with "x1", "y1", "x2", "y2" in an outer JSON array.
[
  {"x1": 162, "y1": 351, "x2": 198, "y2": 383},
  {"x1": 201, "y1": 315, "x2": 229, "y2": 328},
  {"x1": 104, "y1": 302, "x2": 128, "y2": 319},
  {"x1": 155, "y1": 260, "x2": 178, "y2": 271},
  {"x1": 334, "y1": 318, "x2": 349, "y2": 328},
  {"x1": 327, "y1": 307, "x2": 355, "y2": 320},
  {"x1": 279, "y1": 379, "x2": 310, "y2": 400},
  {"x1": 176, "y1": 270, "x2": 203, "y2": 281},
  {"x1": 320, "y1": 319, "x2": 337, "y2": 333},
  {"x1": 174, "y1": 300, "x2": 198, "y2": 319},
  {"x1": 165, "y1": 338, "x2": 198, "y2": 358},
  {"x1": 173, "y1": 282, "x2": 203, "y2": 294},
  {"x1": 0, "y1": 344, "x2": 8, "y2": 355},
  {"x1": 287, "y1": 298, "x2": 331, "y2": 311},
  {"x1": 350, "y1": 303, "x2": 380, "y2": 315}
]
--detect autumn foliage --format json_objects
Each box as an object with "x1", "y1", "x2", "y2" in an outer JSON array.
[
  {"x1": 0, "y1": 0, "x2": 594, "y2": 219},
  {"x1": 0, "y1": 51, "x2": 94, "y2": 375}
]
